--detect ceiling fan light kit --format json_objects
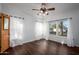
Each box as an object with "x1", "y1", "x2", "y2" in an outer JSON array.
[{"x1": 37, "y1": 11, "x2": 48, "y2": 16}]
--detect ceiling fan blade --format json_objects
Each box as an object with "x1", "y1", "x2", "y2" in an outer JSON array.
[
  {"x1": 47, "y1": 8, "x2": 55, "y2": 11},
  {"x1": 32, "y1": 9, "x2": 40, "y2": 11}
]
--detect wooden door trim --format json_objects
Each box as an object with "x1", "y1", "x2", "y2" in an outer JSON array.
[{"x1": 1, "y1": 14, "x2": 10, "y2": 52}]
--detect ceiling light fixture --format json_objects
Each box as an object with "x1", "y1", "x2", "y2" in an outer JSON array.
[
  {"x1": 32, "y1": 3, "x2": 55, "y2": 16},
  {"x1": 37, "y1": 11, "x2": 48, "y2": 16}
]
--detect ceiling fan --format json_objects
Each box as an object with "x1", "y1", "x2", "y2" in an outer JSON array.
[{"x1": 32, "y1": 3, "x2": 55, "y2": 16}]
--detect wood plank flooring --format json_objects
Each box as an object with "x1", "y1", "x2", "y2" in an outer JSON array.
[{"x1": 0, "y1": 39, "x2": 79, "y2": 55}]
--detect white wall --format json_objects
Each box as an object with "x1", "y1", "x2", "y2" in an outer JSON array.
[
  {"x1": 70, "y1": 10, "x2": 79, "y2": 47},
  {"x1": 0, "y1": 4, "x2": 2, "y2": 12},
  {"x1": 23, "y1": 15, "x2": 35, "y2": 43},
  {"x1": 49, "y1": 35, "x2": 67, "y2": 44}
]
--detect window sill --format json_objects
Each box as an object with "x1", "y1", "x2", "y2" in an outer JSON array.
[{"x1": 49, "y1": 34, "x2": 67, "y2": 38}]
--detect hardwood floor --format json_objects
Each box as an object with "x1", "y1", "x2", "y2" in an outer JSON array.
[{"x1": 0, "y1": 39, "x2": 79, "y2": 55}]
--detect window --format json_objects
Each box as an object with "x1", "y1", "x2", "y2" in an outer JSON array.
[
  {"x1": 49, "y1": 19, "x2": 68, "y2": 36},
  {"x1": 35, "y1": 22, "x2": 43, "y2": 36},
  {"x1": 13, "y1": 20, "x2": 23, "y2": 39},
  {"x1": 58, "y1": 20, "x2": 68, "y2": 36},
  {"x1": 10, "y1": 17, "x2": 23, "y2": 40},
  {"x1": 49, "y1": 23, "x2": 56, "y2": 35}
]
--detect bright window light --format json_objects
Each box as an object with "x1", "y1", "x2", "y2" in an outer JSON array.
[
  {"x1": 35, "y1": 22, "x2": 43, "y2": 36},
  {"x1": 13, "y1": 19, "x2": 23, "y2": 39},
  {"x1": 35, "y1": 21, "x2": 48, "y2": 39}
]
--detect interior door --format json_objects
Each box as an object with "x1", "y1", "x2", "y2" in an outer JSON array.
[
  {"x1": 1, "y1": 16, "x2": 10, "y2": 52},
  {"x1": 0, "y1": 17, "x2": 2, "y2": 52}
]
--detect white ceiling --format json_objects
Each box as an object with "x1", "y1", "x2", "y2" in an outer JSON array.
[{"x1": 2, "y1": 3, "x2": 79, "y2": 20}]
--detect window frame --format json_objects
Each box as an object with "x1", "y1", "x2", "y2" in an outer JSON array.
[{"x1": 48, "y1": 19, "x2": 68, "y2": 37}]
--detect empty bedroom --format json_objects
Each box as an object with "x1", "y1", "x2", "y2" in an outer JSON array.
[{"x1": 0, "y1": 3, "x2": 79, "y2": 55}]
